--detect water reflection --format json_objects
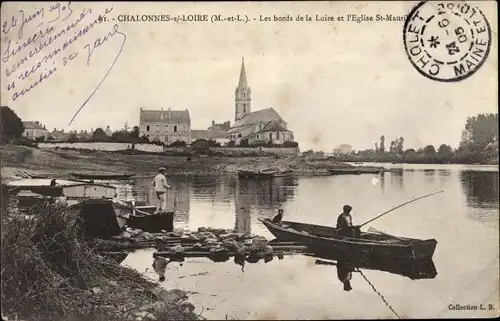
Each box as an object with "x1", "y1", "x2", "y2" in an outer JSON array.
[
  {"x1": 389, "y1": 171, "x2": 403, "y2": 189},
  {"x1": 115, "y1": 175, "x2": 297, "y2": 230},
  {"x1": 460, "y1": 171, "x2": 499, "y2": 208},
  {"x1": 311, "y1": 250, "x2": 438, "y2": 281}
]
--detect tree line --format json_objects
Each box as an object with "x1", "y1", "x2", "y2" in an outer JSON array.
[{"x1": 332, "y1": 113, "x2": 498, "y2": 165}]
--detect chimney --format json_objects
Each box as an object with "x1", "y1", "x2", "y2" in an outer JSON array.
[
  {"x1": 212, "y1": 120, "x2": 215, "y2": 126},
  {"x1": 62, "y1": 129, "x2": 64, "y2": 133},
  {"x1": 54, "y1": 128, "x2": 56, "y2": 132}
]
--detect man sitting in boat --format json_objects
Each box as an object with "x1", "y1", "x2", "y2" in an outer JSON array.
[
  {"x1": 152, "y1": 167, "x2": 171, "y2": 213},
  {"x1": 336, "y1": 205, "x2": 360, "y2": 237},
  {"x1": 272, "y1": 209, "x2": 284, "y2": 224}
]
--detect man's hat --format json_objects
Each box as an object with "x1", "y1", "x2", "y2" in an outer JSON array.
[
  {"x1": 159, "y1": 167, "x2": 166, "y2": 172},
  {"x1": 343, "y1": 205, "x2": 352, "y2": 213}
]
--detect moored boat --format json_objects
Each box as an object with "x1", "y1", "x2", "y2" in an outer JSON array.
[
  {"x1": 259, "y1": 219, "x2": 437, "y2": 260},
  {"x1": 238, "y1": 169, "x2": 275, "y2": 179},
  {"x1": 273, "y1": 170, "x2": 294, "y2": 178},
  {"x1": 69, "y1": 173, "x2": 135, "y2": 180},
  {"x1": 327, "y1": 167, "x2": 383, "y2": 175},
  {"x1": 6, "y1": 178, "x2": 117, "y2": 202}
]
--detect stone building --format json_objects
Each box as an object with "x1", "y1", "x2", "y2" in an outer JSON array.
[
  {"x1": 225, "y1": 58, "x2": 294, "y2": 145},
  {"x1": 22, "y1": 121, "x2": 49, "y2": 140},
  {"x1": 139, "y1": 108, "x2": 191, "y2": 144}
]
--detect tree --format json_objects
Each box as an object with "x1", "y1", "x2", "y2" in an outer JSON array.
[
  {"x1": 423, "y1": 145, "x2": 436, "y2": 155},
  {"x1": 0, "y1": 106, "x2": 24, "y2": 143},
  {"x1": 92, "y1": 128, "x2": 107, "y2": 140},
  {"x1": 459, "y1": 113, "x2": 498, "y2": 151},
  {"x1": 131, "y1": 126, "x2": 140, "y2": 139},
  {"x1": 379, "y1": 135, "x2": 385, "y2": 153},
  {"x1": 396, "y1": 137, "x2": 404, "y2": 154},
  {"x1": 389, "y1": 140, "x2": 396, "y2": 153},
  {"x1": 438, "y1": 144, "x2": 453, "y2": 154},
  {"x1": 67, "y1": 133, "x2": 78, "y2": 143}
]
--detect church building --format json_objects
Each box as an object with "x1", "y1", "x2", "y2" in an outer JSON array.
[{"x1": 226, "y1": 58, "x2": 294, "y2": 145}]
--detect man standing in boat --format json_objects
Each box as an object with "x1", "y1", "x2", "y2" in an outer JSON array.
[
  {"x1": 336, "y1": 205, "x2": 360, "y2": 237},
  {"x1": 152, "y1": 167, "x2": 171, "y2": 213}
]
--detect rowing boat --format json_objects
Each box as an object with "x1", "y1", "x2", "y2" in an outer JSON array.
[
  {"x1": 237, "y1": 170, "x2": 275, "y2": 179},
  {"x1": 69, "y1": 173, "x2": 135, "y2": 180},
  {"x1": 259, "y1": 219, "x2": 437, "y2": 260}
]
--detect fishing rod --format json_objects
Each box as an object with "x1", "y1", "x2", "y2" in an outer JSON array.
[{"x1": 359, "y1": 190, "x2": 444, "y2": 228}]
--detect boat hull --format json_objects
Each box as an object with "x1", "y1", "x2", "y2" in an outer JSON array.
[
  {"x1": 238, "y1": 170, "x2": 274, "y2": 180},
  {"x1": 260, "y1": 219, "x2": 437, "y2": 260},
  {"x1": 127, "y1": 212, "x2": 174, "y2": 233},
  {"x1": 69, "y1": 173, "x2": 135, "y2": 180}
]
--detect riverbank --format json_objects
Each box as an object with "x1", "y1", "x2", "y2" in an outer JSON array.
[
  {"x1": 0, "y1": 145, "x2": 385, "y2": 179},
  {"x1": 0, "y1": 196, "x2": 202, "y2": 321}
]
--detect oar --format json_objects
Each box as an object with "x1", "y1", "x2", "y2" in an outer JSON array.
[{"x1": 359, "y1": 190, "x2": 444, "y2": 228}]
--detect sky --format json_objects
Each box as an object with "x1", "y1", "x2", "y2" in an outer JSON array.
[{"x1": 1, "y1": 1, "x2": 498, "y2": 151}]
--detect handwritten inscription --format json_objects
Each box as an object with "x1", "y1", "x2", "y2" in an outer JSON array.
[{"x1": 1, "y1": 1, "x2": 127, "y2": 124}]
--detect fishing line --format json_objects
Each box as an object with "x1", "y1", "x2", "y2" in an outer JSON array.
[{"x1": 358, "y1": 270, "x2": 401, "y2": 319}]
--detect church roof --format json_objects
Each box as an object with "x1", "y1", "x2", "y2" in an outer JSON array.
[
  {"x1": 140, "y1": 109, "x2": 190, "y2": 124},
  {"x1": 238, "y1": 57, "x2": 248, "y2": 88},
  {"x1": 192, "y1": 128, "x2": 227, "y2": 140},
  {"x1": 231, "y1": 108, "x2": 284, "y2": 128},
  {"x1": 261, "y1": 120, "x2": 289, "y2": 132}
]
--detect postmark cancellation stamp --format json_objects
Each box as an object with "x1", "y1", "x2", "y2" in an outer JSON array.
[{"x1": 403, "y1": 1, "x2": 492, "y2": 82}]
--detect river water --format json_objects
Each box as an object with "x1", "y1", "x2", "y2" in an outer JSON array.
[{"x1": 115, "y1": 163, "x2": 499, "y2": 319}]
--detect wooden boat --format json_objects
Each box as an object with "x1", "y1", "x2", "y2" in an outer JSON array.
[
  {"x1": 273, "y1": 170, "x2": 294, "y2": 178},
  {"x1": 238, "y1": 169, "x2": 275, "y2": 179},
  {"x1": 6, "y1": 179, "x2": 117, "y2": 200},
  {"x1": 327, "y1": 168, "x2": 382, "y2": 175},
  {"x1": 238, "y1": 168, "x2": 293, "y2": 179},
  {"x1": 259, "y1": 219, "x2": 437, "y2": 260},
  {"x1": 69, "y1": 173, "x2": 135, "y2": 180},
  {"x1": 111, "y1": 200, "x2": 174, "y2": 233}
]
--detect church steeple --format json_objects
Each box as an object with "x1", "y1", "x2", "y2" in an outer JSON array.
[
  {"x1": 238, "y1": 57, "x2": 248, "y2": 88},
  {"x1": 235, "y1": 57, "x2": 251, "y2": 121}
]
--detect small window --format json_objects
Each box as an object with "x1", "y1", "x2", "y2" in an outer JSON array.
[
  {"x1": 256, "y1": 134, "x2": 260, "y2": 139},
  {"x1": 277, "y1": 131, "x2": 280, "y2": 140},
  {"x1": 165, "y1": 125, "x2": 168, "y2": 129},
  {"x1": 146, "y1": 125, "x2": 150, "y2": 132},
  {"x1": 237, "y1": 134, "x2": 242, "y2": 138},
  {"x1": 165, "y1": 136, "x2": 169, "y2": 142},
  {"x1": 174, "y1": 125, "x2": 178, "y2": 132}
]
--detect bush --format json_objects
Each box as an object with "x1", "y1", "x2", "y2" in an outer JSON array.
[
  {"x1": 239, "y1": 139, "x2": 249, "y2": 147},
  {"x1": 0, "y1": 202, "x2": 199, "y2": 321},
  {"x1": 168, "y1": 140, "x2": 187, "y2": 148},
  {"x1": 283, "y1": 141, "x2": 298, "y2": 148},
  {"x1": 226, "y1": 140, "x2": 236, "y2": 147}
]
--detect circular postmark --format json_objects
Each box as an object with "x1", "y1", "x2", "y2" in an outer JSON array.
[{"x1": 403, "y1": 1, "x2": 491, "y2": 82}]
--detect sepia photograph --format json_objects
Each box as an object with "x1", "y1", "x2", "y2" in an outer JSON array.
[{"x1": 0, "y1": 1, "x2": 498, "y2": 320}]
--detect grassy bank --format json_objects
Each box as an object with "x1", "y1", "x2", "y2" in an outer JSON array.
[
  {"x1": 0, "y1": 190, "x2": 201, "y2": 321},
  {"x1": 0, "y1": 145, "x2": 373, "y2": 178}
]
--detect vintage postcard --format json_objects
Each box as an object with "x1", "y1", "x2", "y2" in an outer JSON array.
[{"x1": 1, "y1": 1, "x2": 498, "y2": 320}]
